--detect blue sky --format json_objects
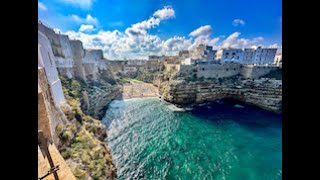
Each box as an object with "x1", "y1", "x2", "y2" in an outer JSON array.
[{"x1": 38, "y1": 0, "x2": 282, "y2": 60}]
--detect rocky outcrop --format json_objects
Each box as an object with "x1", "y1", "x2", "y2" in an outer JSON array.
[
  {"x1": 160, "y1": 76, "x2": 282, "y2": 113},
  {"x1": 83, "y1": 85, "x2": 123, "y2": 120}
]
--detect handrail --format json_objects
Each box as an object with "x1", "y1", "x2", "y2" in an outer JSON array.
[{"x1": 38, "y1": 130, "x2": 59, "y2": 180}]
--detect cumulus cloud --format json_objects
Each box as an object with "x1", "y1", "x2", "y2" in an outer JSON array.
[
  {"x1": 232, "y1": 19, "x2": 246, "y2": 26},
  {"x1": 58, "y1": 6, "x2": 278, "y2": 60},
  {"x1": 79, "y1": 24, "x2": 95, "y2": 32},
  {"x1": 189, "y1": 25, "x2": 213, "y2": 37},
  {"x1": 221, "y1": 32, "x2": 263, "y2": 48},
  {"x1": 125, "y1": 6, "x2": 175, "y2": 38},
  {"x1": 58, "y1": 0, "x2": 95, "y2": 9},
  {"x1": 189, "y1": 36, "x2": 220, "y2": 50},
  {"x1": 153, "y1": 6, "x2": 175, "y2": 20},
  {"x1": 163, "y1": 36, "x2": 192, "y2": 53},
  {"x1": 38, "y1": 2, "x2": 47, "y2": 11},
  {"x1": 53, "y1": 28, "x2": 62, "y2": 34},
  {"x1": 71, "y1": 14, "x2": 99, "y2": 26},
  {"x1": 65, "y1": 6, "x2": 183, "y2": 60},
  {"x1": 268, "y1": 43, "x2": 282, "y2": 54}
]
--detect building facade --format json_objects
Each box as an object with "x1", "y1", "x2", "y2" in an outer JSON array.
[
  {"x1": 243, "y1": 48, "x2": 256, "y2": 64},
  {"x1": 220, "y1": 48, "x2": 244, "y2": 63},
  {"x1": 38, "y1": 31, "x2": 66, "y2": 105},
  {"x1": 219, "y1": 47, "x2": 277, "y2": 65},
  {"x1": 253, "y1": 47, "x2": 277, "y2": 64}
]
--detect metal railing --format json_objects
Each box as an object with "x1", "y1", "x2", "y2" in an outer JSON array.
[{"x1": 38, "y1": 130, "x2": 59, "y2": 180}]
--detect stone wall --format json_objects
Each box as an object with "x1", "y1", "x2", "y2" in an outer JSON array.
[
  {"x1": 83, "y1": 49, "x2": 104, "y2": 63},
  {"x1": 107, "y1": 60, "x2": 125, "y2": 76},
  {"x1": 179, "y1": 63, "x2": 280, "y2": 79},
  {"x1": 197, "y1": 63, "x2": 241, "y2": 78},
  {"x1": 39, "y1": 22, "x2": 109, "y2": 82},
  {"x1": 38, "y1": 22, "x2": 63, "y2": 57},
  {"x1": 38, "y1": 90, "x2": 54, "y2": 143},
  {"x1": 81, "y1": 50, "x2": 107, "y2": 80},
  {"x1": 38, "y1": 68, "x2": 68, "y2": 146},
  {"x1": 58, "y1": 34, "x2": 74, "y2": 59},
  {"x1": 38, "y1": 31, "x2": 66, "y2": 105},
  {"x1": 240, "y1": 64, "x2": 278, "y2": 79},
  {"x1": 70, "y1": 40, "x2": 86, "y2": 81}
]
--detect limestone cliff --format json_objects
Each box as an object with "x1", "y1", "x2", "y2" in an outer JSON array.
[
  {"x1": 76, "y1": 68, "x2": 122, "y2": 120},
  {"x1": 58, "y1": 77, "x2": 117, "y2": 179},
  {"x1": 39, "y1": 21, "x2": 119, "y2": 180},
  {"x1": 160, "y1": 75, "x2": 282, "y2": 113}
]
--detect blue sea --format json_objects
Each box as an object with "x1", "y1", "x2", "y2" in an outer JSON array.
[{"x1": 102, "y1": 97, "x2": 282, "y2": 180}]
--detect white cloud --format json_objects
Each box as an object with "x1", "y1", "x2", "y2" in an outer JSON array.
[
  {"x1": 222, "y1": 32, "x2": 263, "y2": 48},
  {"x1": 163, "y1": 36, "x2": 192, "y2": 53},
  {"x1": 268, "y1": 43, "x2": 279, "y2": 48},
  {"x1": 232, "y1": 19, "x2": 246, "y2": 26},
  {"x1": 189, "y1": 25, "x2": 213, "y2": 37},
  {"x1": 79, "y1": 24, "x2": 95, "y2": 32},
  {"x1": 53, "y1": 28, "x2": 62, "y2": 34},
  {"x1": 71, "y1": 14, "x2": 99, "y2": 26},
  {"x1": 38, "y1": 2, "x2": 47, "y2": 11},
  {"x1": 124, "y1": 7, "x2": 174, "y2": 38},
  {"x1": 57, "y1": 0, "x2": 95, "y2": 9},
  {"x1": 58, "y1": 6, "x2": 278, "y2": 60},
  {"x1": 131, "y1": 17, "x2": 161, "y2": 30},
  {"x1": 153, "y1": 6, "x2": 175, "y2": 20},
  {"x1": 268, "y1": 43, "x2": 282, "y2": 54},
  {"x1": 189, "y1": 36, "x2": 220, "y2": 50}
]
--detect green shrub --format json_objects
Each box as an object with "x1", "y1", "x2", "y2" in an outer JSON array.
[
  {"x1": 61, "y1": 148, "x2": 73, "y2": 159},
  {"x1": 67, "y1": 124, "x2": 77, "y2": 133},
  {"x1": 73, "y1": 166, "x2": 87, "y2": 179},
  {"x1": 61, "y1": 130, "x2": 73, "y2": 143},
  {"x1": 55, "y1": 123, "x2": 65, "y2": 136}
]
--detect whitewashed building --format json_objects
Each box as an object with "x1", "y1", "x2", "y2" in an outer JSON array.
[
  {"x1": 189, "y1": 44, "x2": 217, "y2": 61},
  {"x1": 219, "y1": 47, "x2": 277, "y2": 65},
  {"x1": 243, "y1": 48, "x2": 256, "y2": 64},
  {"x1": 253, "y1": 47, "x2": 277, "y2": 64},
  {"x1": 220, "y1": 48, "x2": 244, "y2": 63}
]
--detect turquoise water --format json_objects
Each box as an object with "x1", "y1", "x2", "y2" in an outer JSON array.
[{"x1": 102, "y1": 98, "x2": 282, "y2": 180}]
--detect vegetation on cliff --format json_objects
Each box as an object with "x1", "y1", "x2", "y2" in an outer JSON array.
[{"x1": 57, "y1": 76, "x2": 116, "y2": 180}]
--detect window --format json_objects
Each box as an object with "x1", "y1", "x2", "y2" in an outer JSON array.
[
  {"x1": 232, "y1": 52, "x2": 236, "y2": 55},
  {"x1": 234, "y1": 68, "x2": 236, "y2": 71},
  {"x1": 226, "y1": 52, "x2": 229, "y2": 55},
  {"x1": 226, "y1": 68, "x2": 229, "y2": 71},
  {"x1": 202, "y1": 68, "x2": 205, "y2": 71}
]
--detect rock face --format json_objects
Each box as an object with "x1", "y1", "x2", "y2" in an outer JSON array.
[
  {"x1": 83, "y1": 85, "x2": 123, "y2": 120},
  {"x1": 160, "y1": 76, "x2": 282, "y2": 113}
]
